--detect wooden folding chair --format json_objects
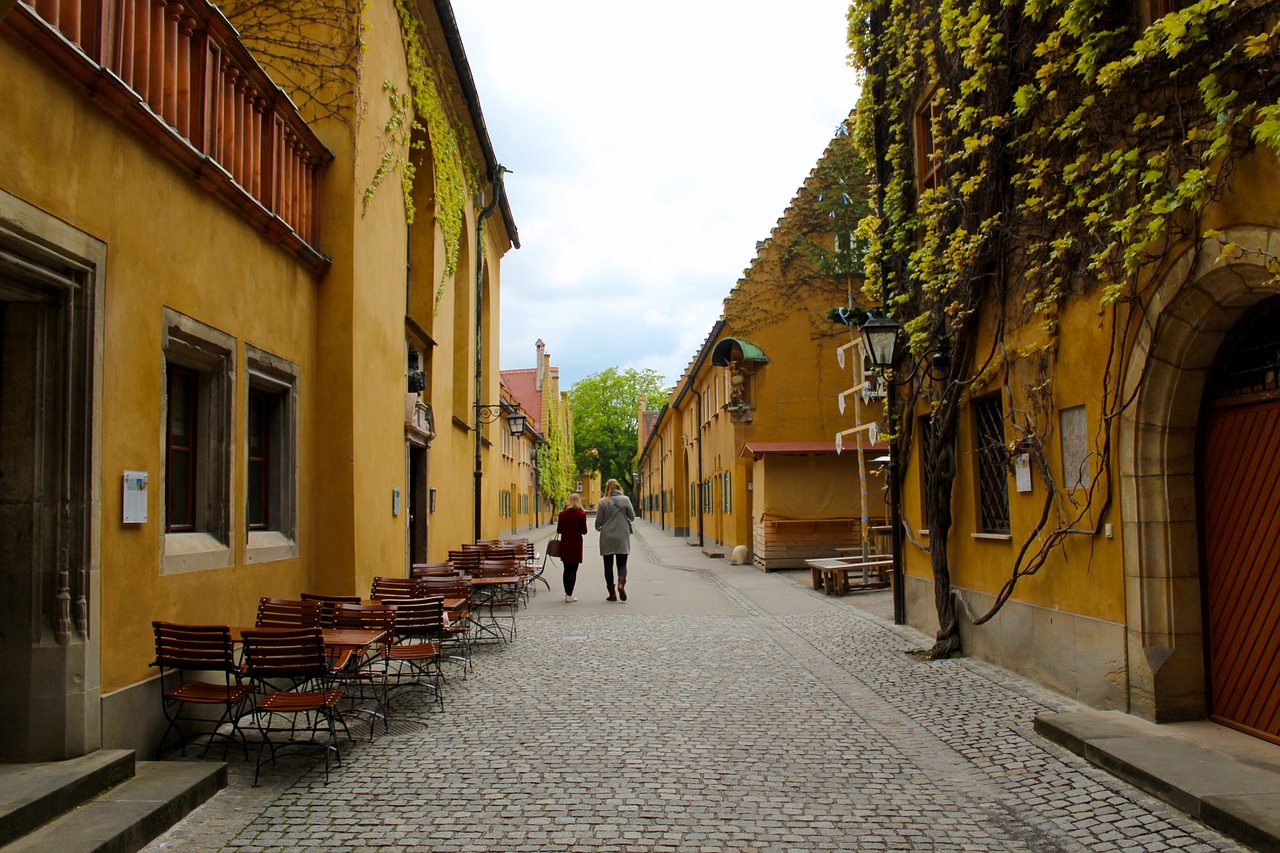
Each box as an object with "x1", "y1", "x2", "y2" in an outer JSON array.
[
  {"x1": 256, "y1": 597, "x2": 322, "y2": 628},
  {"x1": 240, "y1": 628, "x2": 345, "y2": 785},
  {"x1": 151, "y1": 622, "x2": 254, "y2": 759}
]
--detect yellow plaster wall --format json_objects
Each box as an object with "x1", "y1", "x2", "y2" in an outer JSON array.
[
  {"x1": 899, "y1": 288, "x2": 1126, "y2": 624},
  {"x1": 657, "y1": 280, "x2": 883, "y2": 551},
  {"x1": 0, "y1": 40, "x2": 318, "y2": 691}
]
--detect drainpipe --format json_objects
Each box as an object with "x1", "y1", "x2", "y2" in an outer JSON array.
[
  {"x1": 473, "y1": 166, "x2": 508, "y2": 542},
  {"x1": 659, "y1": 435, "x2": 666, "y2": 531},
  {"x1": 691, "y1": 388, "x2": 704, "y2": 547}
]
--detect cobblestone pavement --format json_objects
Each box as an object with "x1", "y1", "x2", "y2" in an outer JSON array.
[{"x1": 144, "y1": 522, "x2": 1246, "y2": 853}]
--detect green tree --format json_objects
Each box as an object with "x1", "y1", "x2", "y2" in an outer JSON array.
[{"x1": 569, "y1": 368, "x2": 668, "y2": 494}]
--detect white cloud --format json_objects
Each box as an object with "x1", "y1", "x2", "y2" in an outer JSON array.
[{"x1": 453, "y1": 1, "x2": 861, "y2": 389}]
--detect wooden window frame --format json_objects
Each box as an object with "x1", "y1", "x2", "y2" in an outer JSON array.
[
  {"x1": 916, "y1": 87, "x2": 943, "y2": 192},
  {"x1": 165, "y1": 363, "x2": 199, "y2": 533},
  {"x1": 245, "y1": 345, "x2": 299, "y2": 563},
  {"x1": 161, "y1": 308, "x2": 235, "y2": 573}
]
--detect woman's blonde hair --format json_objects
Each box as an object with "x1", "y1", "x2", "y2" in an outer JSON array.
[
  {"x1": 566, "y1": 493, "x2": 583, "y2": 509},
  {"x1": 603, "y1": 478, "x2": 622, "y2": 496}
]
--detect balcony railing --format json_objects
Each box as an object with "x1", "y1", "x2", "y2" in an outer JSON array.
[{"x1": 6, "y1": 0, "x2": 330, "y2": 271}]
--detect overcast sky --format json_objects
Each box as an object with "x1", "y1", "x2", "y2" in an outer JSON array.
[{"x1": 451, "y1": 2, "x2": 861, "y2": 391}]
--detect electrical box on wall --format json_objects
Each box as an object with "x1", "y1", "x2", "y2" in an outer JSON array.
[{"x1": 123, "y1": 471, "x2": 148, "y2": 523}]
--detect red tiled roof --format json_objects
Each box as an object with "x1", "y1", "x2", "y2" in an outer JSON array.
[{"x1": 500, "y1": 368, "x2": 543, "y2": 432}]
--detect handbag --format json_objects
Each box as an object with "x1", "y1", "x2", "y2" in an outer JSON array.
[{"x1": 546, "y1": 538, "x2": 561, "y2": 557}]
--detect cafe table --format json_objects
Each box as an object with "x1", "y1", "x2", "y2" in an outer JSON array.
[
  {"x1": 466, "y1": 575, "x2": 521, "y2": 643},
  {"x1": 231, "y1": 625, "x2": 389, "y2": 671}
]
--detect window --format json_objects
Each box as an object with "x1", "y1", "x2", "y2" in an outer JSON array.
[
  {"x1": 1148, "y1": 0, "x2": 1188, "y2": 19},
  {"x1": 245, "y1": 345, "x2": 299, "y2": 562},
  {"x1": 1059, "y1": 405, "x2": 1091, "y2": 490},
  {"x1": 165, "y1": 364, "x2": 198, "y2": 532},
  {"x1": 916, "y1": 88, "x2": 943, "y2": 192},
  {"x1": 246, "y1": 388, "x2": 270, "y2": 530},
  {"x1": 690, "y1": 483, "x2": 697, "y2": 516},
  {"x1": 973, "y1": 394, "x2": 1010, "y2": 533},
  {"x1": 162, "y1": 309, "x2": 235, "y2": 573},
  {"x1": 722, "y1": 471, "x2": 731, "y2": 513}
]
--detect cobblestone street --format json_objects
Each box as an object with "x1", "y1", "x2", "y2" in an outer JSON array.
[{"x1": 144, "y1": 522, "x2": 1246, "y2": 853}]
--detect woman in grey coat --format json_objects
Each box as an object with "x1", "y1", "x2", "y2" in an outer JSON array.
[{"x1": 594, "y1": 478, "x2": 636, "y2": 601}]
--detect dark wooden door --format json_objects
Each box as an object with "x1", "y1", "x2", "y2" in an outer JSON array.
[{"x1": 1201, "y1": 400, "x2": 1280, "y2": 741}]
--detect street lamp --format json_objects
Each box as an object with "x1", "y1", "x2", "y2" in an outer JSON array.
[
  {"x1": 476, "y1": 403, "x2": 526, "y2": 435},
  {"x1": 473, "y1": 403, "x2": 527, "y2": 540},
  {"x1": 860, "y1": 314, "x2": 950, "y2": 626}
]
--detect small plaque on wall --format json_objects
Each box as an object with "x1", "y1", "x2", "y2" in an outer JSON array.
[
  {"x1": 1014, "y1": 453, "x2": 1032, "y2": 493},
  {"x1": 123, "y1": 471, "x2": 148, "y2": 523}
]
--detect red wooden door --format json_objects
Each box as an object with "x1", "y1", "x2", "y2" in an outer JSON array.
[{"x1": 1201, "y1": 400, "x2": 1280, "y2": 741}]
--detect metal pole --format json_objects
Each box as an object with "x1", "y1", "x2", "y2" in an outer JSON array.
[{"x1": 888, "y1": 379, "x2": 905, "y2": 625}]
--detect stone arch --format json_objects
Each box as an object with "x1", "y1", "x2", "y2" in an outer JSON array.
[{"x1": 1120, "y1": 223, "x2": 1280, "y2": 722}]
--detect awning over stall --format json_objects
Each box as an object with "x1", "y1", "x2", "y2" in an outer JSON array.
[{"x1": 711, "y1": 337, "x2": 769, "y2": 367}]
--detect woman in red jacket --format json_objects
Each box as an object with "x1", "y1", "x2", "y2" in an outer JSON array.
[{"x1": 555, "y1": 493, "x2": 588, "y2": 602}]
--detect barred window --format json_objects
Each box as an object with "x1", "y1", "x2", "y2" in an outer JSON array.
[{"x1": 973, "y1": 394, "x2": 1010, "y2": 533}]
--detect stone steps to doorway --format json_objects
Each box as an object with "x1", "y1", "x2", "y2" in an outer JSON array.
[{"x1": 0, "y1": 750, "x2": 224, "y2": 853}]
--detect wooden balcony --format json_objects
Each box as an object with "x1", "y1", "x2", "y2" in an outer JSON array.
[{"x1": 5, "y1": 0, "x2": 331, "y2": 272}]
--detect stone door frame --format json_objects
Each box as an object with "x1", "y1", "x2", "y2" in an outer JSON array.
[
  {"x1": 1120, "y1": 224, "x2": 1280, "y2": 723},
  {"x1": 0, "y1": 189, "x2": 105, "y2": 759}
]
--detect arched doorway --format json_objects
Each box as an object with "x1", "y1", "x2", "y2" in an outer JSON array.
[
  {"x1": 1120, "y1": 224, "x2": 1280, "y2": 726},
  {"x1": 1198, "y1": 296, "x2": 1280, "y2": 742}
]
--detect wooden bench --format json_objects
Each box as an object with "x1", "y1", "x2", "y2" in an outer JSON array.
[{"x1": 805, "y1": 556, "x2": 893, "y2": 596}]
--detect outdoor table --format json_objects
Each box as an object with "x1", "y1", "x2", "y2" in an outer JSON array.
[
  {"x1": 467, "y1": 575, "x2": 521, "y2": 643},
  {"x1": 805, "y1": 557, "x2": 893, "y2": 596},
  {"x1": 231, "y1": 626, "x2": 389, "y2": 670}
]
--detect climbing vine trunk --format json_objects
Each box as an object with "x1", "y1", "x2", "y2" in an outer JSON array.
[{"x1": 921, "y1": 392, "x2": 961, "y2": 657}]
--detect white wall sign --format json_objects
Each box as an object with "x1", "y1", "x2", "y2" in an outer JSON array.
[
  {"x1": 1014, "y1": 453, "x2": 1032, "y2": 493},
  {"x1": 123, "y1": 471, "x2": 148, "y2": 523}
]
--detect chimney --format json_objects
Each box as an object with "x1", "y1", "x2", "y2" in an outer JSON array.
[{"x1": 535, "y1": 339, "x2": 546, "y2": 392}]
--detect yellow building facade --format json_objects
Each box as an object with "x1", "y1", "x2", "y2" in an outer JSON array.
[
  {"x1": 861, "y1": 8, "x2": 1280, "y2": 740},
  {"x1": 0, "y1": 0, "x2": 515, "y2": 760},
  {"x1": 502, "y1": 339, "x2": 577, "y2": 531},
  {"x1": 638, "y1": 129, "x2": 886, "y2": 567}
]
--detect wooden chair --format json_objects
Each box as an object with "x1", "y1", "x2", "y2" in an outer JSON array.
[
  {"x1": 417, "y1": 574, "x2": 473, "y2": 673},
  {"x1": 382, "y1": 597, "x2": 446, "y2": 711},
  {"x1": 469, "y1": 562, "x2": 521, "y2": 642},
  {"x1": 239, "y1": 628, "x2": 345, "y2": 785},
  {"x1": 410, "y1": 562, "x2": 455, "y2": 578},
  {"x1": 300, "y1": 593, "x2": 362, "y2": 627},
  {"x1": 331, "y1": 603, "x2": 396, "y2": 738},
  {"x1": 370, "y1": 576, "x2": 428, "y2": 601},
  {"x1": 447, "y1": 550, "x2": 482, "y2": 573},
  {"x1": 256, "y1": 597, "x2": 322, "y2": 628},
  {"x1": 151, "y1": 622, "x2": 254, "y2": 759}
]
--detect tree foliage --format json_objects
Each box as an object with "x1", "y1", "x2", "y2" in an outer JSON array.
[
  {"x1": 569, "y1": 368, "x2": 669, "y2": 494},
  {"x1": 537, "y1": 392, "x2": 575, "y2": 509},
  {"x1": 848, "y1": 0, "x2": 1280, "y2": 656}
]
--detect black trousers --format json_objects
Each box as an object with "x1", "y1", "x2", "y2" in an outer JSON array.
[
  {"x1": 603, "y1": 553, "x2": 629, "y2": 586},
  {"x1": 563, "y1": 563, "x2": 579, "y2": 595}
]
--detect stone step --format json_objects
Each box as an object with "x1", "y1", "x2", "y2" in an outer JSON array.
[
  {"x1": 1, "y1": 758, "x2": 224, "y2": 853},
  {"x1": 0, "y1": 750, "x2": 135, "y2": 846}
]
